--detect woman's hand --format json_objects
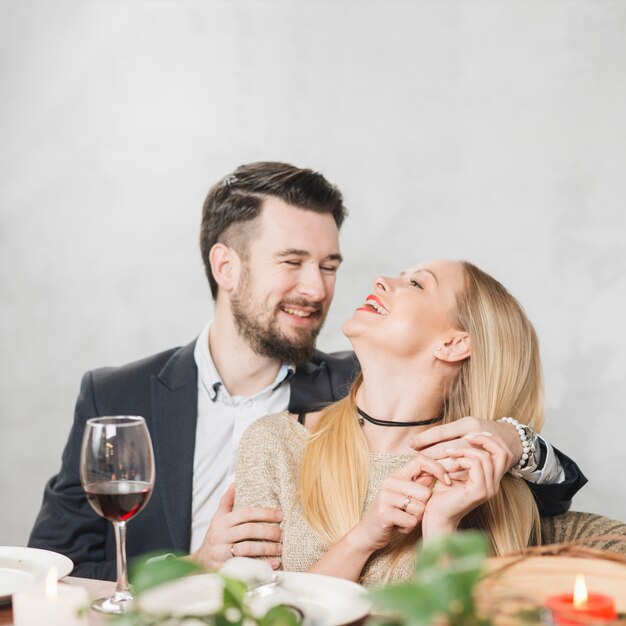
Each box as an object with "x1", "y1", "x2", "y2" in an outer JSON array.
[
  {"x1": 307, "y1": 455, "x2": 450, "y2": 581},
  {"x1": 409, "y1": 416, "x2": 520, "y2": 470},
  {"x1": 421, "y1": 432, "x2": 509, "y2": 540},
  {"x1": 350, "y1": 456, "x2": 450, "y2": 553}
]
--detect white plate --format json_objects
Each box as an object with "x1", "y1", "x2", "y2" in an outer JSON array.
[
  {"x1": 138, "y1": 571, "x2": 371, "y2": 625},
  {"x1": 0, "y1": 547, "x2": 73, "y2": 600},
  {"x1": 277, "y1": 571, "x2": 371, "y2": 625}
]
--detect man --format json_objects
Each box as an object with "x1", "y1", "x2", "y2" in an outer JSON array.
[{"x1": 29, "y1": 162, "x2": 585, "y2": 580}]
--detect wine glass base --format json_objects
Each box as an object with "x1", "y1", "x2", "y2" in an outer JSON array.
[{"x1": 90, "y1": 590, "x2": 133, "y2": 614}]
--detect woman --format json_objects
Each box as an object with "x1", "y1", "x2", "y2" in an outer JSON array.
[{"x1": 234, "y1": 259, "x2": 543, "y2": 584}]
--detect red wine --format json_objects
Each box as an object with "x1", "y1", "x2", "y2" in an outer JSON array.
[{"x1": 85, "y1": 480, "x2": 152, "y2": 522}]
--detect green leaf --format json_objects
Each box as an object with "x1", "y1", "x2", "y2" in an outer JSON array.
[
  {"x1": 369, "y1": 583, "x2": 441, "y2": 626},
  {"x1": 259, "y1": 605, "x2": 302, "y2": 626},
  {"x1": 366, "y1": 531, "x2": 491, "y2": 626},
  {"x1": 221, "y1": 575, "x2": 247, "y2": 607},
  {"x1": 129, "y1": 552, "x2": 204, "y2": 594},
  {"x1": 416, "y1": 531, "x2": 488, "y2": 573}
]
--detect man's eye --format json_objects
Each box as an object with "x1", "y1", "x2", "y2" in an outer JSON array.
[
  {"x1": 321, "y1": 265, "x2": 338, "y2": 274},
  {"x1": 284, "y1": 260, "x2": 302, "y2": 267},
  {"x1": 410, "y1": 279, "x2": 423, "y2": 289}
]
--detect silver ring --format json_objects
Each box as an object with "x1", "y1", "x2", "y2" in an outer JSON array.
[
  {"x1": 401, "y1": 496, "x2": 411, "y2": 512},
  {"x1": 230, "y1": 544, "x2": 236, "y2": 558}
]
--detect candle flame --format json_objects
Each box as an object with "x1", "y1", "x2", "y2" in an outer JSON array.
[
  {"x1": 573, "y1": 573, "x2": 588, "y2": 608},
  {"x1": 45, "y1": 566, "x2": 58, "y2": 600}
]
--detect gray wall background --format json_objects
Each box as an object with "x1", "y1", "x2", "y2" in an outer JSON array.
[{"x1": 1, "y1": 0, "x2": 625, "y2": 547}]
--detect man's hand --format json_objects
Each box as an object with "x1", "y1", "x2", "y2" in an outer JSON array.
[
  {"x1": 409, "y1": 416, "x2": 522, "y2": 470},
  {"x1": 192, "y1": 484, "x2": 283, "y2": 570}
]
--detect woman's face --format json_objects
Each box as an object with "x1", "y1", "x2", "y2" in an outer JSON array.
[{"x1": 343, "y1": 259, "x2": 466, "y2": 360}]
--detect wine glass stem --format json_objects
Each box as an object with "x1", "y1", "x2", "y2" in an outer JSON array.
[{"x1": 113, "y1": 520, "x2": 130, "y2": 597}]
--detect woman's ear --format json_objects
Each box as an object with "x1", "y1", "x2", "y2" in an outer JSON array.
[
  {"x1": 209, "y1": 243, "x2": 240, "y2": 293},
  {"x1": 433, "y1": 333, "x2": 471, "y2": 363}
]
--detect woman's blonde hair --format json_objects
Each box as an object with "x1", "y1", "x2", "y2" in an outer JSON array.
[{"x1": 299, "y1": 261, "x2": 544, "y2": 557}]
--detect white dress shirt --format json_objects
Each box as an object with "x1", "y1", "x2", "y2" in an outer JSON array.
[
  {"x1": 190, "y1": 322, "x2": 294, "y2": 553},
  {"x1": 532, "y1": 437, "x2": 566, "y2": 484}
]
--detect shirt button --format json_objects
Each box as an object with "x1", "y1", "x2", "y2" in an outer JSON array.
[{"x1": 245, "y1": 401, "x2": 253, "y2": 408}]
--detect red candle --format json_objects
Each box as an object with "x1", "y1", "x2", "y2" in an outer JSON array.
[{"x1": 545, "y1": 574, "x2": 617, "y2": 625}]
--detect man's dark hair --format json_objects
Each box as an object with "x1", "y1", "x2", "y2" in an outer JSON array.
[{"x1": 200, "y1": 161, "x2": 347, "y2": 299}]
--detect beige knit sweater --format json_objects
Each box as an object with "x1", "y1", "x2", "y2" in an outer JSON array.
[{"x1": 234, "y1": 411, "x2": 419, "y2": 585}]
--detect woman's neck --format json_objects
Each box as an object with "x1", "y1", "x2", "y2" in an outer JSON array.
[{"x1": 356, "y1": 360, "x2": 445, "y2": 454}]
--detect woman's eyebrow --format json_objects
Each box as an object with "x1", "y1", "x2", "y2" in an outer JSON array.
[{"x1": 401, "y1": 268, "x2": 439, "y2": 284}]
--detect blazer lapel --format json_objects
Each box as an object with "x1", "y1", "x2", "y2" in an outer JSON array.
[
  {"x1": 289, "y1": 350, "x2": 360, "y2": 413},
  {"x1": 150, "y1": 341, "x2": 198, "y2": 552},
  {"x1": 289, "y1": 355, "x2": 331, "y2": 412}
]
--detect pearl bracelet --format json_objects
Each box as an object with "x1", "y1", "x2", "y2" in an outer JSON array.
[{"x1": 497, "y1": 416, "x2": 536, "y2": 471}]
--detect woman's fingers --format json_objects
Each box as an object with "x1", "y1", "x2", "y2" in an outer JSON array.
[
  {"x1": 410, "y1": 417, "x2": 519, "y2": 470},
  {"x1": 465, "y1": 433, "x2": 510, "y2": 483},
  {"x1": 366, "y1": 492, "x2": 422, "y2": 538},
  {"x1": 444, "y1": 448, "x2": 493, "y2": 499},
  {"x1": 405, "y1": 496, "x2": 427, "y2": 517},
  {"x1": 370, "y1": 451, "x2": 474, "y2": 542},
  {"x1": 397, "y1": 455, "x2": 452, "y2": 486},
  {"x1": 409, "y1": 416, "x2": 484, "y2": 451},
  {"x1": 447, "y1": 469, "x2": 469, "y2": 481},
  {"x1": 448, "y1": 434, "x2": 507, "y2": 493},
  {"x1": 459, "y1": 432, "x2": 509, "y2": 489},
  {"x1": 374, "y1": 467, "x2": 436, "y2": 534},
  {"x1": 383, "y1": 475, "x2": 433, "y2": 505},
  {"x1": 381, "y1": 496, "x2": 425, "y2": 532}
]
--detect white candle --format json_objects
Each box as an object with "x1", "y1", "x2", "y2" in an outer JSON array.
[{"x1": 13, "y1": 567, "x2": 89, "y2": 626}]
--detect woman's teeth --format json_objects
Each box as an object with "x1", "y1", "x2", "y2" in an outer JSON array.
[{"x1": 364, "y1": 299, "x2": 389, "y2": 315}]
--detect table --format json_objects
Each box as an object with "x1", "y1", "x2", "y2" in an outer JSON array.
[
  {"x1": 2, "y1": 557, "x2": 624, "y2": 625},
  {"x1": 0, "y1": 577, "x2": 115, "y2": 626}
]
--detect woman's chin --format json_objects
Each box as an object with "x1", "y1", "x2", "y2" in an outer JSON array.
[{"x1": 342, "y1": 315, "x2": 360, "y2": 339}]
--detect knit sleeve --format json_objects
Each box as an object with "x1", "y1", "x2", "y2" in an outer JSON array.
[{"x1": 234, "y1": 412, "x2": 303, "y2": 511}]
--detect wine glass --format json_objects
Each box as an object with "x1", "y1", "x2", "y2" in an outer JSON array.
[{"x1": 80, "y1": 415, "x2": 155, "y2": 614}]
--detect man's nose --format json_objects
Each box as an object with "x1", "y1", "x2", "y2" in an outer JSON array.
[{"x1": 298, "y1": 267, "x2": 327, "y2": 301}]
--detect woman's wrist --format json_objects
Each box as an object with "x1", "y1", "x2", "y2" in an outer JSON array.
[
  {"x1": 307, "y1": 524, "x2": 376, "y2": 581},
  {"x1": 344, "y1": 522, "x2": 381, "y2": 559},
  {"x1": 421, "y1": 513, "x2": 459, "y2": 542}
]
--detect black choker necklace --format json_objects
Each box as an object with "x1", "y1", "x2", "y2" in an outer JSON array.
[{"x1": 356, "y1": 406, "x2": 443, "y2": 428}]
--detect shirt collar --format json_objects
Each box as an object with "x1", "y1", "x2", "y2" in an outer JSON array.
[{"x1": 194, "y1": 321, "x2": 294, "y2": 402}]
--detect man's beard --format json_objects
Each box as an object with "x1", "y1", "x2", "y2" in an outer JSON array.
[{"x1": 231, "y1": 270, "x2": 326, "y2": 365}]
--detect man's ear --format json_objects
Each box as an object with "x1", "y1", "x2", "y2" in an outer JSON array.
[
  {"x1": 209, "y1": 243, "x2": 240, "y2": 292},
  {"x1": 433, "y1": 333, "x2": 471, "y2": 363}
]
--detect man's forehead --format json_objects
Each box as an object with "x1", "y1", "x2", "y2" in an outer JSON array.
[
  {"x1": 254, "y1": 198, "x2": 340, "y2": 253},
  {"x1": 259, "y1": 196, "x2": 335, "y2": 224}
]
